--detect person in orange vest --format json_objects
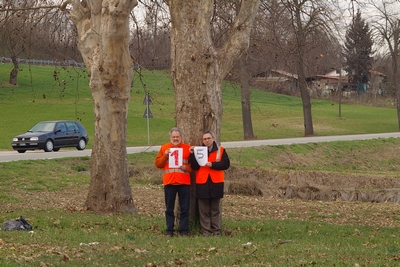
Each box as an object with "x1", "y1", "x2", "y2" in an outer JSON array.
[
  {"x1": 155, "y1": 127, "x2": 192, "y2": 236},
  {"x1": 190, "y1": 130, "x2": 230, "y2": 236}
]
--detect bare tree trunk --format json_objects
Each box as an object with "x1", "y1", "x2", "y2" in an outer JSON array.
[
  {"x1": 68, "y1": 0, "x2": 137, "y2": 213},
  {"x1": 392, "y1": 26, "x2": 400, "y2": 131},
  {"x1": 9, "y1": 56, "x2": 18, "y2": 85},
  {"x1": 167, "y1": 0, "x2": 259, "y2": 144},
  {"x1": 169, "y1": 16, "x2": 223, "y2": 145},
  {"x1": 369, "y1": 1, "x2": 400, "y2": 132},
  {"x1": 393, "y1": 59, "x2": 400, "y2": 131},
  {"x1": 167, "y1": 0, "x2": 260, "y2": 220},
  {"x1": 298, "y1": 65, "x2": 314, "y2": 136},
  {"x1": 293, "y1": 1, "x2": 314, "y2": 136},
  {"x1": 338, "y1": 63, "x2": 343, "y2": 118},
  {"x1": 240, "y1": 54, "x2": 255, "y2": 140}
]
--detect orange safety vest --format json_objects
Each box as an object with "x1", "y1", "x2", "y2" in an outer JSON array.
[
  {"x1": 196, "y1": 146, "x2": 225, "y2": 184},
  {"x1": 160, "y1": 143, "x2": 191, "y2": 186}
]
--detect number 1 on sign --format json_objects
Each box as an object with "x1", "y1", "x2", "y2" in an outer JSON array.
[
  {"x1": 170, "y1": 149, "x2": 179, "y2": 166},
  {"x1": 169, "y1": 148, "x2": 183, "y2": 168}
]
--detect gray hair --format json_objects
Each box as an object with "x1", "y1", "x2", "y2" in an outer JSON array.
[
  {"x1": 169, "y1": 127, "x2": 183, "y2": 137},
  {"x1": 202, "y1": 130, "x2": 215, "y2": 139}
]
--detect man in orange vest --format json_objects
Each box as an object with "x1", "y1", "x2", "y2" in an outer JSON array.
[
  {"x1": 155, "y1": 127, "x2": 192, "y2": 236},
  {"x1": 190, "y1": 130, "x2": 230, "y2": 236}
]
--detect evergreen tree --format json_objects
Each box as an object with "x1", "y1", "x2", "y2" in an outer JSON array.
[{"x1": 344, "y1": 9, "x2": 374, "y2": 90}]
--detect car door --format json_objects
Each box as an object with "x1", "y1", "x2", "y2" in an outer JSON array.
[
  {"x1": 53, "y1": 122, "x2": 69, "y2": 146},
  {"x1": 65, "y1": 121, "x2": 79, "y2": 145}
]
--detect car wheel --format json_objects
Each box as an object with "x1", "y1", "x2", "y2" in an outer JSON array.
[
  {"x1": 44, "y1": 139, "x2": 54, "y2": 152},
  {"x1": 77, "y1": 138, "x2": 86, "y2": 150},
  {"x1": 17, "y1": 150, "x2": 26, "y2": 153},
  {"x1": 53, "y1": 148, "x2": 60, "y2": 152}
]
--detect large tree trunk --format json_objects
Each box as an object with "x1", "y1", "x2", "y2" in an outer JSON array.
[
  {"x1": 168, "y1": 1, "x2": 223, "y2": 145},
  {"x1": 67, "y1": 0, "x2": 137, "y2": 213},
  {"x1": 167, "y1": 0, "x2": 259, "y2": 144},
  {"x1": 167, "y1": 0, "x2": 260, "y2": 220}
]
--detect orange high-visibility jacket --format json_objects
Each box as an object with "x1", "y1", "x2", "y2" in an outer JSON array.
[
  {"x1": 195, "y1": 146, "x2": 225, "y2": 184},
  {"x1": 155, "y1": 142, "x2": 192, "y2": 186}
]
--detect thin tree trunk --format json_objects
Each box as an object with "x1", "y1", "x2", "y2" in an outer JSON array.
[
  {"x1": 240, "y1": 55, "x2": 254, "y2": 140},
  {"x1": 297, "y1": 64, "x2": 314, "y2": 136},
  {"x1": 392, "y1": 29, "x2": 400, "y2": 131},
  {"x1": 393, "y1": 61, "x2": 400, "y2": 131},
  {"x1": 9, "y1": 56, "x2": 18, "y2": 85},
  {"x1": 294, "y1": 2, "x2": 314, "y2": 136},
  {"x1": 338, "y1": 65, "x2": 342, "y2": 118}
]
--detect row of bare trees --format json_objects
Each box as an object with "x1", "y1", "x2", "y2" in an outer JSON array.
[
  {"x1": 1, "y1": 0, "x2": 400, "y2": 214},
  {"x1": 0, "y1": 0, "x2": 79, "y2": 85}
]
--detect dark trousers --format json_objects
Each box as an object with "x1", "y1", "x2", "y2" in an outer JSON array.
[
  {"x1": 164, "y1": 184, "x2": 190, "y2": 235},
  {"x1": 198, "y1": 198, "x2": 221, "y2": 236}
]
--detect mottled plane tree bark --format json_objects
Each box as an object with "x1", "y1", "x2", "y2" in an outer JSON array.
[
  {"x1": 166, "y1": 0, "x2": 260, "y2": 221},
  {"x1": 62, "y1": 0, "x2": 138, "y2": 213},
  {"x1": 1, "y1": 0, "x2": 138, "y2": 213},
  {"x1": 166, "y1": 0, "x2": 260, "y2": 145}
]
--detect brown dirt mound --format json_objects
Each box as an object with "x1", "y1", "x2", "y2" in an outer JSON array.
[{"x1": 224, "y1": 166, "x2": 400, "y2": 203}]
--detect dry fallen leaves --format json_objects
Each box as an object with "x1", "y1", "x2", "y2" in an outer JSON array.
[{"x1": 3, "y1": 183, "x2": 400, "y2": 229}]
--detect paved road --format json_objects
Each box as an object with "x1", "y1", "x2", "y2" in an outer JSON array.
[{"x1": 1, "y1": 132, "x2": 400, "y2": 163}]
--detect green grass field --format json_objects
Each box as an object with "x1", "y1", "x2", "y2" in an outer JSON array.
[
  {"x1": 0, "y1": 63, "x2": 398, "y2": 151},
  {"x1": 1, "y1": 64, "x2": 400, "y2": 266},
  {"x1": 1, "y1": 143, "x2": 400, "y2": 266}
]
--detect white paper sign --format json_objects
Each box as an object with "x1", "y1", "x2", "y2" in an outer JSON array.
[
  {"x1": 194, "y1": 146, "x2": 208, "y2": 166},
  {"x1": 169, "y1": 148, "x2": 183, "y2": 168}
]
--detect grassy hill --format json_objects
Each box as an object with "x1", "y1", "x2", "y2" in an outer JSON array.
[{"x1": 0, "y1": 63, "x2": 398, "y2": 151}]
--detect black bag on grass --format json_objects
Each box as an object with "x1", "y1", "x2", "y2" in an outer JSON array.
[{"x1": 2, "y1": 216, "x2": 32, "y2": 231}]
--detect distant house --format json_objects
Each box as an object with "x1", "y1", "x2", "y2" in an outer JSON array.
[
  {"x1": 309, "y1": 68, "x2": 386, "y2": 97},
  {"x1": 253, "y1": 69, "x2": 298, "y2": 93},
  {"x1": 309, "y1": 69, "x2": 349, "y2": 97},
  {"x1": 253, "y1": 68, "x2": 386, "y2": 98},
  {"x1": 369, "y1": 70, "x2": 387, "y2": 95}
]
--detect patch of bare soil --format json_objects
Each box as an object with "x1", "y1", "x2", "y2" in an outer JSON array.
[{"x1": 1, "y1": 82, "x2": 17, "y2": 87}]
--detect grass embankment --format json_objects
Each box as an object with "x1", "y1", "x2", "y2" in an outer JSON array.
[{"x1": 1, "y1": 64, "x2": 400, "y2": 266}]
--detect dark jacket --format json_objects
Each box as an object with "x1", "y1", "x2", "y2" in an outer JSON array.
[{"x1": 190, "y1": 142, "x2": 230, "y2": 199}]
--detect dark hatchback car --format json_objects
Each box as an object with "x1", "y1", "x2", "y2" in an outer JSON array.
[{"x1": 11, "y1": 120, "x2": 89, "y2": 153}]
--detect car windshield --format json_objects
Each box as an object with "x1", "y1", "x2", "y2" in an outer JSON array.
[{"x1": 29, "y1": 122, "x2": 56, "y2": 132}]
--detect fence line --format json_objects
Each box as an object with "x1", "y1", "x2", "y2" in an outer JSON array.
[{"x1": 1, "y1": 57, "x2": 85, "y2": 68}]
